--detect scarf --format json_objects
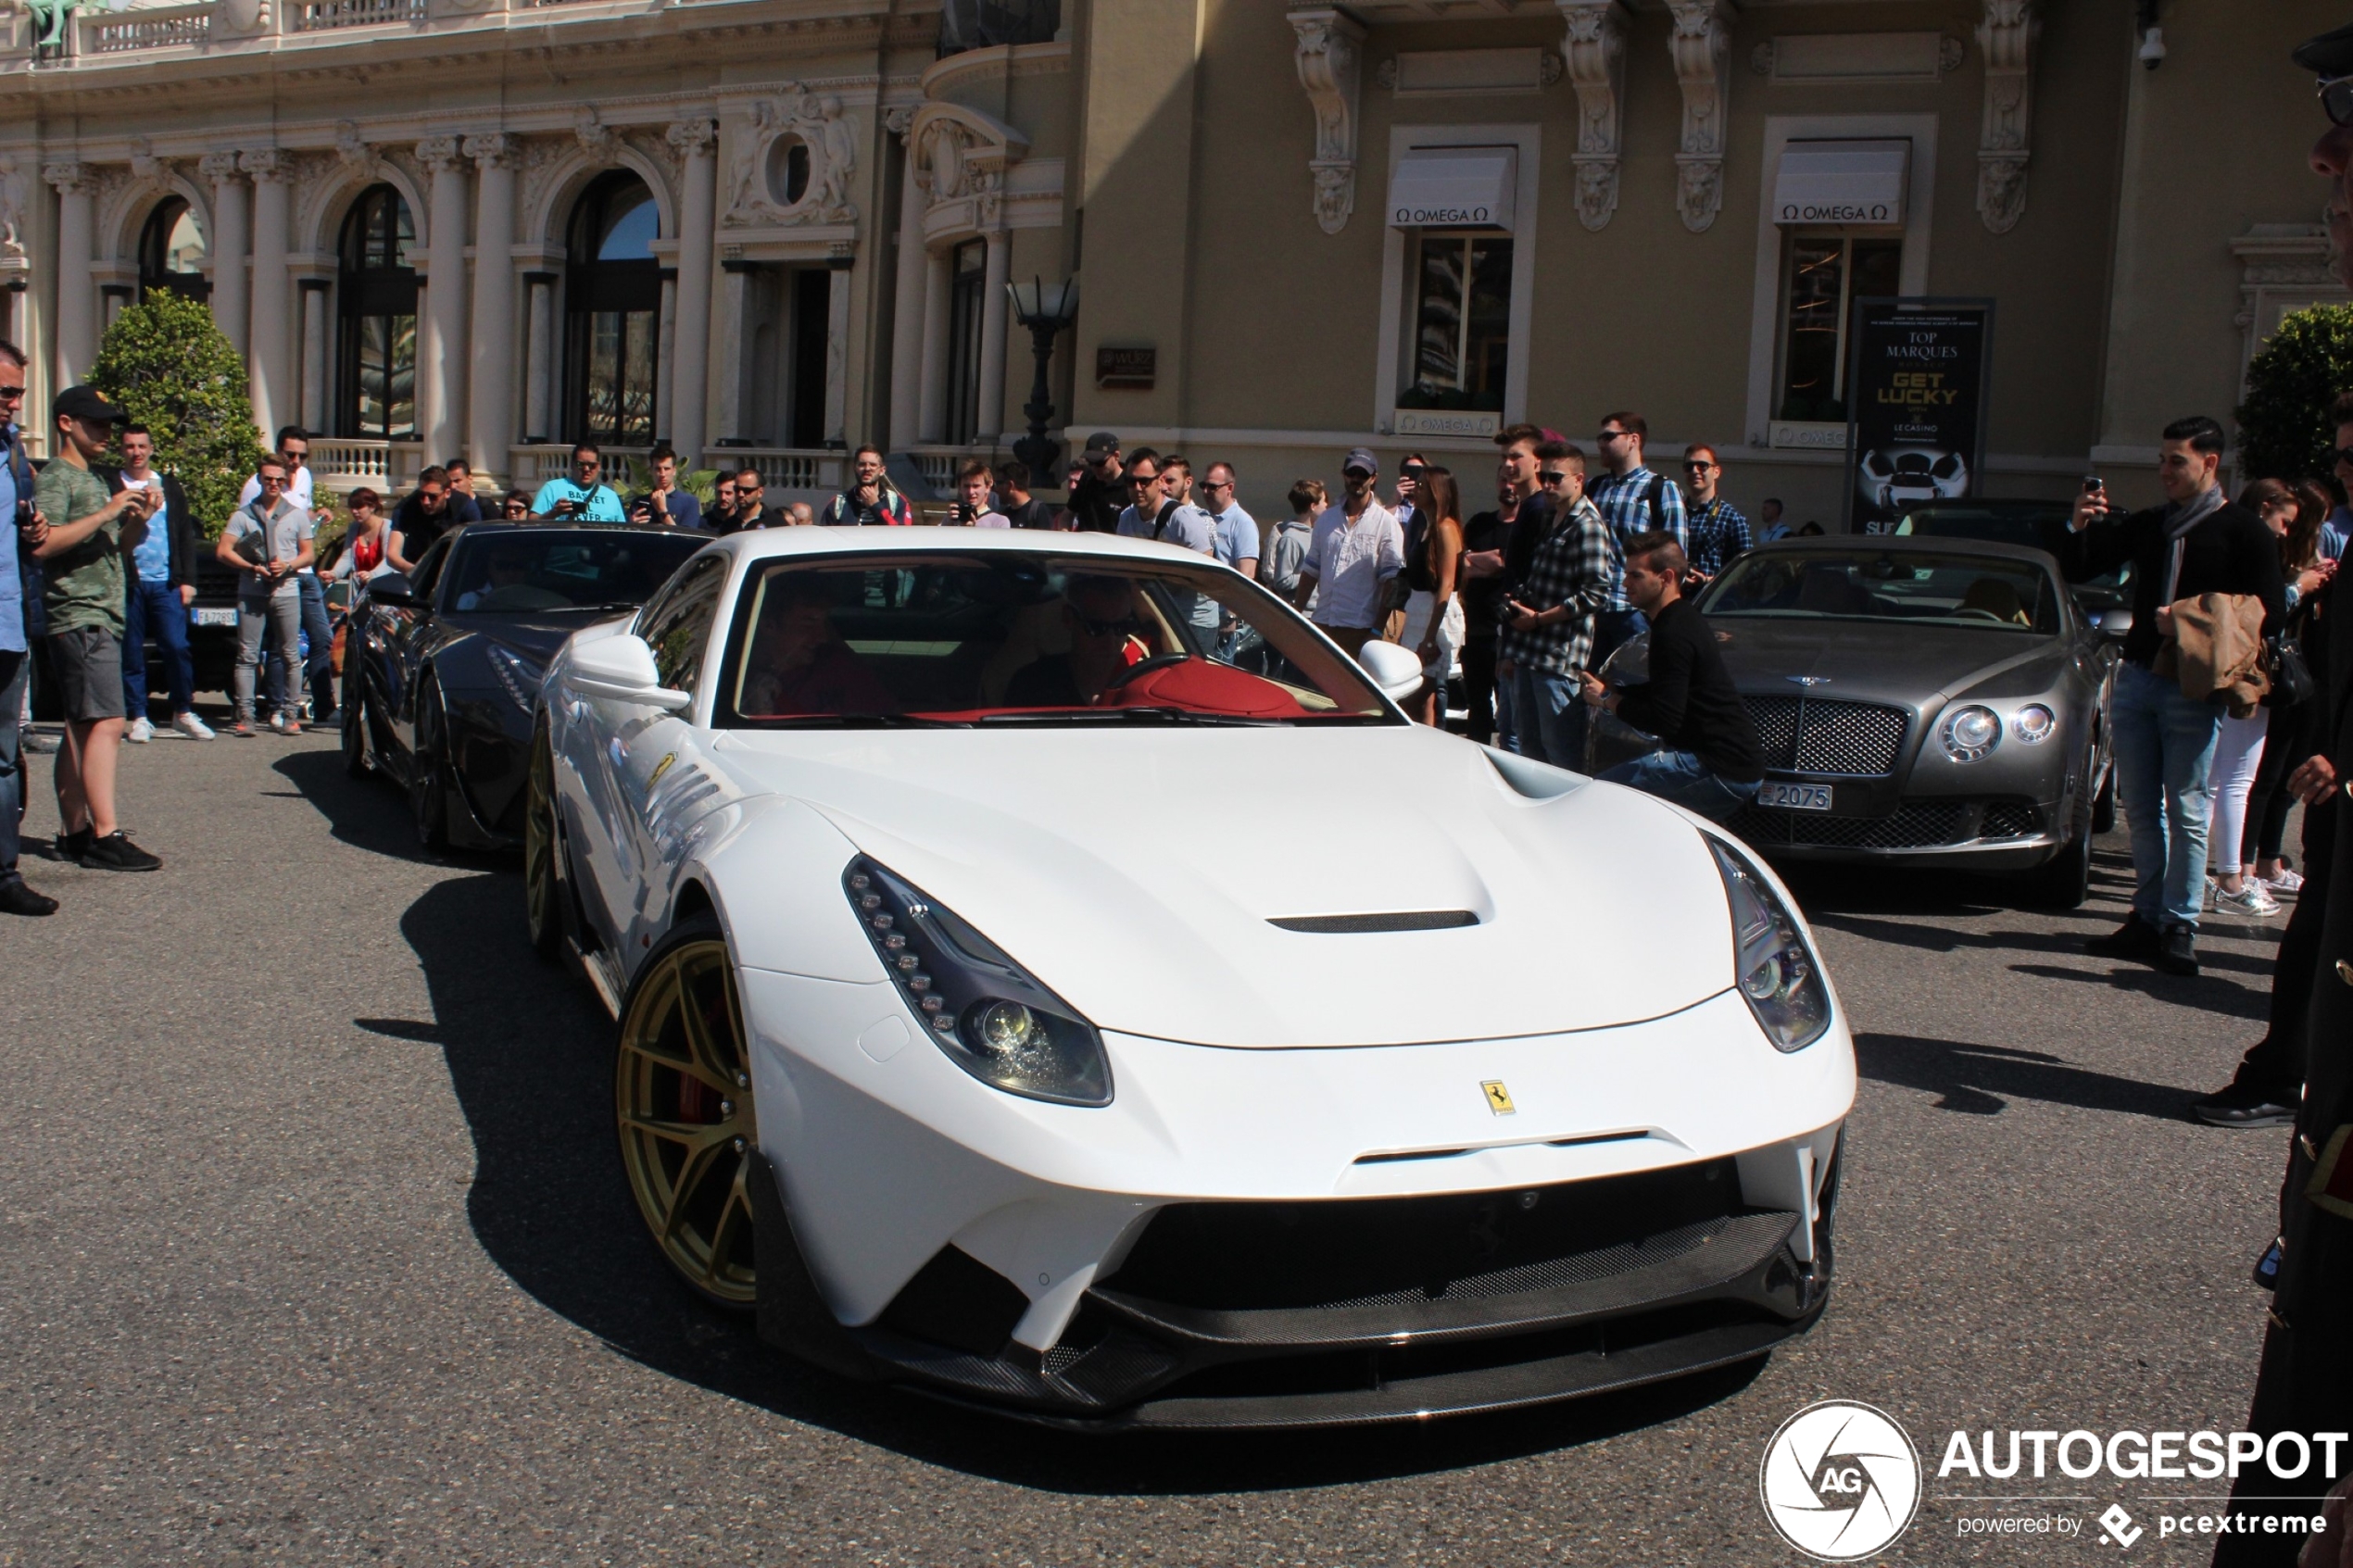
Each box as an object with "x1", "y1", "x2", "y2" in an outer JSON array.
[{"x1": 2160, "y1": 483, "x2": 2226, "y2": 604}]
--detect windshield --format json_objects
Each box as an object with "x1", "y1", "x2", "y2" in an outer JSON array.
[
  {"x1": 444, "y1": 530, "x2": 707, "y2": 613},
  {"x1": 1699, "y1": 549, "x2": 2061, "y2": 633},
  {"x1": 712, "y1": 554, "x2": 1399, "y2": 727},
  {"x1": 1894, "y1": 505, "x2": 2133, "y2": 608}
]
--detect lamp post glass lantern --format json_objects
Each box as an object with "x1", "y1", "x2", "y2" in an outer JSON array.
[{"x1": 1007, "y1": 275, "x2": 1078, "y2": 486}]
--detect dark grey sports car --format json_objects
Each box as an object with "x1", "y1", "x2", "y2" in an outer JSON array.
[
  {"x1": 1595, "y1": 535, "x2": 2116, "y2": 906},
  {"x1": 341, "y1": 523, "x2": 707, "y2": 848}
]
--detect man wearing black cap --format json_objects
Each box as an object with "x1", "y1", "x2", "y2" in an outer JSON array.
[
  {"x1": 1067, "y1": 432, "x2": 1126, "y2": 533},
  {"x1": 29, "y1": 385, "x2": 160, "y2": 872},
  {"x1": 2214, "y1": 22, "x2": 2353, "y2": 1563}
]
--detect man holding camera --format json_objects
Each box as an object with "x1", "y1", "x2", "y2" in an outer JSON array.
[
  {"x1": 529, "y1": 444, "x2": 627, "y2": 522},
  {"x1": 628, "y1": 445, "x2": 704, "y2": 530},
  {"x1": 31, "y1": 385, "x2": 161, "y2": 872},
  {"x1": 820, "y1": 445, "x2": 912, "y2": 527},
  {"x1": 0, "y1": 342, "x2": 57, "y2": 913}
]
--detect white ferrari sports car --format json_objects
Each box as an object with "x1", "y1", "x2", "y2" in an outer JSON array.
[{"x1": 526, "y1": 527, "x2": 1854, "y2": 1429}]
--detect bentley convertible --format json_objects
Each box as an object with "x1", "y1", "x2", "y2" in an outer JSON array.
[
  {"x1": 341, "y1": 523, "x2": 709, "y2": 847},
  {"x1": 526, "y1": 529, "x2": 1854, "y2": 1429}
]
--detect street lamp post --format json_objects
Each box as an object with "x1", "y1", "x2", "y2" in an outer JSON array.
[{"x1": 1005, "y1": 275, "x2": 1079, "y2": 484}]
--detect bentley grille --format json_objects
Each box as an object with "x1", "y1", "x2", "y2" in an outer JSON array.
[{"x1": 1741, "y1": 696, "x2": 1910, "y2": 777}]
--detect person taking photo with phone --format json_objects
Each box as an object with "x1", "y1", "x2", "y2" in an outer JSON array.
[
  {"x1": 0, "y1": 342, "x2": 58, "y2": 913},
  {"x1": 529, "y1": 444, "x2": 626, "y2": 521},
  {"x1": 32, "y1": 385, "x2": 162, "y2": 872},
  {"x1": 821, "y1": 445, "x2": 912, "y2": 526}
]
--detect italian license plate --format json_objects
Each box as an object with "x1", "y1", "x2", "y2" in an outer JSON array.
[
  {"x1": 1757, "y1": 781, "x2": 1833, "y2": 812},
  {"x1": 190, "y1": 607, "x2": 238, "y2": 627}
]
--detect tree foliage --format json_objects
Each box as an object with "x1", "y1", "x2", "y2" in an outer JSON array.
[
  {"x1": 87, "y1": 293, "x2": 263, "y2": 538},
  {"x1": 2239, "y1": 303, "x2": 2353, "y2": 487}
]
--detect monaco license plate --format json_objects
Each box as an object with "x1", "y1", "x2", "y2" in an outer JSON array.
[
  {"x1": 1757, "y1": 781, "x2": 1833, "y2": 812},
  {"x1": 191, "y1": 607, "x2": 238, "y2": 628}
]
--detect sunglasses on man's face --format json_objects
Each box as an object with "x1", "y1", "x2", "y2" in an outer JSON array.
[
  {"x1": 1596, "y1": 430, "x2": 1627, "y2": 444},
  {"x1": 2322, "y1": 75, "x2": 2353, "y2": 128},
  {"x1": 2333, "y1": 445, "x2": 2353, "y2": 469},
  {"x1": 1683, "y1": 460, "x2": 1716, "y2": 472},
  {"x1": 0, "y1": 384, "x2": 23, "y2": 403},
  {"x1": 1127, "y1": 474, "x2": 1160, "y2": 488}
]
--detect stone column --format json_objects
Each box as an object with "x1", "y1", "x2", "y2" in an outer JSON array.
[
  {"x1": 916, "y1": 247, "x2": 950, "y2": 444},
  {"x1": 887, "y1": 119, "x2": 928, "y2": 450},
  {"x1": 975, "y1": 228, "x2": 1011, "y2": 442},
  {"x1": 655, "y1": 274, "x2": 677, "y2": 443},
  {"x1": 523, "y1": 272, "x2": 556, "y2": 442},
  {"x1": 417, "y1": 136, "x2": 470, "y2": 463},
  {"x1": 44, "y1": 163, "x2": 97, "y2": 388},
  {"x1": 716, "y1": 259, "x2": 754, "y2": 443},
  {"x1": 463, "y1": 133, "x2": 519, "y2": 485},
  {"x1": 199, "y1": 152, "x2": 248, "y2": 357},
  {"x1": 667, "y1": 119, "x2": 717, "y2": 462},
  {"x1": 243, "y1": 148, "x2": 294, "y2": 439},
  {"x1": 299, "y1": 280, "x2": 330, "y2": 431},
  {"x1": 824, "y1": 258, "x2": 852, "y2": 446}
]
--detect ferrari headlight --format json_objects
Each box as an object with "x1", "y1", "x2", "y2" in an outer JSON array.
[
  {"x1": 843, "y1": 857, "x2": 1113, "y2": 1107},
  {"x1": 486, "y1": 645, "x2": 547, "y2": 713},
  {"x1": 1937, "y1": 703, "x2": 2001, "y2": 762},
  {"x1": 1708, "y1": 839, "x2": 1831, "y2": 1053},
  {"x1": 2010, "y1": 704, "x2": 2057, "y2": 744}
]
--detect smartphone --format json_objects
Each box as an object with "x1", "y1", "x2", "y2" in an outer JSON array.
[{"x1": 2082, "y1": 474, "x2": 2105, "y2": 496}]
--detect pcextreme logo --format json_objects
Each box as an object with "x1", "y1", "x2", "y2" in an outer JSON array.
[{"x1": 1760, "y1": 1401, "x2": 1924, "y2": 1561}]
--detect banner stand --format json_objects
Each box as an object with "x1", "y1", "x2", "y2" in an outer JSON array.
[{"x1": 1841, "y1": 296, "x2": 1994, "y2": 534}]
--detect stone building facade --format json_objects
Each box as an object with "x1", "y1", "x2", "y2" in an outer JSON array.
[{"x1": 0, "y1": 0, "x2": 2343, "y2": 523}]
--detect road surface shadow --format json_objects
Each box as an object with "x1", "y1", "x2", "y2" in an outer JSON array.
[
  {"x1": 275, "y1": 746, "x2": 494, "y2": 867},
  {"x1": 1855, "y1": 1031, "x2": 2200, "y2": 1120},
  {"x1": 390, "y1": 869, "x2": 1787, "y2": 1493},
  {"x1": 1775, "y1": 836, "x2": 2140, "y2": 921}
]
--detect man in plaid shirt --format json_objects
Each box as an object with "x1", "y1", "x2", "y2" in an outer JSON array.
[
  {"x1": 1587, "y1": 410, "x2": 1687, "y2": 671},
  {"x1": 1497, "y1": 448, "x2": 1614, "y2": 770},
  {"x1": 1680, "y1": 444, "x2": 1751, "y2": 580}
]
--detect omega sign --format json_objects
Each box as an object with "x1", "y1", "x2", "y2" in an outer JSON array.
[
  {"x1": 1394, "y1": 202, "x2": 1493, "y2": 225},
  {"x1": 1780, "y1": 200, "x2": 1894, "y2": 224}
]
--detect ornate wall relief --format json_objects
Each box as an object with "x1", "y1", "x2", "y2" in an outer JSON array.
[
  {"x1": 1976, "y1": 0, "x2": 2039, "y2": 234},
  {"x1": 724, "y1": 86, "x2": 859, "y2": 229},
  {"x1": 1558, "y1": 0, "x2": 1629, "y2": 232},
  {"x1": 1289, "y1": 6, "x2": 1365, "y2": 235},
  {"x1": 1667, "y1": 0, "x2": 1733, "y2": 233}
]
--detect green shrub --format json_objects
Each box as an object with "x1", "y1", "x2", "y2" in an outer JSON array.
[
  {"x1": 2239, "y1": 303, "x2": 2353, "y2": 485},
  {"x1": 87, "y1": 294, "x2": 263, "y2": 538}
]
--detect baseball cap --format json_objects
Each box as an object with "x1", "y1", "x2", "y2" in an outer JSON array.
[
  {"x1": 1083, "y1": 431, "x2": 1120, "y2": 458},
  {"x1": 1342, "y1": 445, "x2": 1378, "y2": 476},
  {"x1": 2295, "y1": 19, "x2": 2353, "y2": 75},
  {"x1": 55, "y1": 385, "x2": 125, "y2": 424}
]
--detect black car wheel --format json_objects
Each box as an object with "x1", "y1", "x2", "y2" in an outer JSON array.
[
  {"x1": 2090, "y1": 754, "x2": 2117, "y2": 834},
  {"x1": 524, "y1": 722, "x2": 565, "y2": 960},
  {"x1": 411, "y1": 679, "x2": 450, "y2": 849},
  {"x1": 2026, "y1": 821, "x2": 2093, "y2": 909},
  {"x1": 342, "y1": 680, "x2": 372, "y2": 778}
]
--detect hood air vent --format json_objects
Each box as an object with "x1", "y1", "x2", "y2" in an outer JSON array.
[{"x1": 1269, "y1": 910, "x2": 1479, "y2": 935}]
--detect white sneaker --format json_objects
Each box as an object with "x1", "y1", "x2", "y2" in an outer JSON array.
[
  {"x1": 2265, "y1": 868, "x2": 2305, "y2": 897},
  {"x1": 269, "y1": 710, "x2": 288, "y2": 734},
  {"x1": 125, "y1": 716, "x2": 154, "y2": 744},
  {"x1": 2217, "y1": 881, "x2": 2283, "y2": 918},
  {"x1": 172, "y1": 712, "x2": 216, "y2": 741}
]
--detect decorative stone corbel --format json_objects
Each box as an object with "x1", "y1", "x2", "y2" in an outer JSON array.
[
  {"x1": 881, "y1": 105, "x2": 916, "y2": 142},
  {"x1": 128, "y1": 137, "x2": 165, "y2": 184},
  {"x1": 1558, "y1": 0, "x2": 1629, "y2": 231},
  {"x1": 333, "y1": 121, "x2": 374, "y2": 176},
  {"x1": 240, "y1": 147, "x2": 292, "y2": 185},
  {"x1": 197, "y1": 150, "x2": 242, "y2": 187},
  {"x1": 1289, "y1": 7, "x2": 1365, "y2": 235},
  {"x1": 573, "y1": 108, "x2": 615, "y2": 161},
  {"x1": 1975, "y1": 0, "x2": 2039, "y2": 234},
  {"x1": 415, "y1": 135, "x2": 462, "y2": 173},
  {"x1": 41, "y1": 160, "x2": 92, "y2": 198},
  {"x1": 463, "y1": 132, "x2": 518, "y2": 171},
  {"x1": 1667, "y1": 0, "x2": 1734, "y2": 233}
]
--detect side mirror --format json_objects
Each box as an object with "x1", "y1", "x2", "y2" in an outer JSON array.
[
  {"x1": 1354, "y1": 638, "x2": 1426, "y2": 703},
  {"x1": 2095, "y1": 607, "x2": 2134, "y2": 640},
  {"x1": 565, "y1": 633, "x2": 693, "y2": 711}
]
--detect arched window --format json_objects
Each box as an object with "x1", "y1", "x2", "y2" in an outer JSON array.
[
  {"x1": 337, "y1": 185, "x2": 419, "y2": 440},
  {"x1": 565, "y1": 172, "x2": 661, "y2": 445},
  {"x1": 138, "y1": 198, "x2": 210, "y2": 304}
]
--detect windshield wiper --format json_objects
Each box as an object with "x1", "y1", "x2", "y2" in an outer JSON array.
[{"x1": 973, "y1": 707, "x2": 1285, "y2": 726}]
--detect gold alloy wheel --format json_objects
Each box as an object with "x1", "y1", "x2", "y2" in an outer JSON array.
[
  {"x1": 615, "y1": 937, "x2": 759, "y2": 1307},
  {"x1": 523, "y1": 730, "x2": 560, "y2": 957}
]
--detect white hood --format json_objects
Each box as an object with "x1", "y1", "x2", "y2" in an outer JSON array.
[{"x1": 708, "y1": 725, "x2": 1739, "y2": 1049}]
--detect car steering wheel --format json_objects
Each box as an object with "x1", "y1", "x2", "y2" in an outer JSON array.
[{"x1": 1098, "y1": 651, "x2": 1192, "y2": 696}]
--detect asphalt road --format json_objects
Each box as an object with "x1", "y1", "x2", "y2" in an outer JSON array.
[{"x1": 0, "y1": 717, "x2": 2303, "y2": 1565}]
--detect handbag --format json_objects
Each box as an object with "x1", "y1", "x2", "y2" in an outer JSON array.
[{"x1": 2265, "y1": 632, "x2": 2315, "y2": 709}]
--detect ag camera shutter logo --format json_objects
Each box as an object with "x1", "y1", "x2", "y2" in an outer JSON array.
[{"x1": 1760, "y1": 1401, "x2": 1923, "y2": 1561}]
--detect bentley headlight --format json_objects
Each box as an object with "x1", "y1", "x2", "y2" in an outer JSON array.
[
  {"x1": 843, "y1": 857, "x2": 1113, "y2": 1107},
  {"x1": 486, "y1": 645, "x2": 547, "y2": 713},
  {"x1": 1937, "y1": 704, "x2": 2001, "y2": 762},
  {"x1": 1708, "y1": 839, "x2": 1831, "y2": 1053},
  {"x1": 2011, "y1": 704, "x2": 2057, "y2": 744}
]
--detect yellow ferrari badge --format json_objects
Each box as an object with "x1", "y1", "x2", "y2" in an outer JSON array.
[
  {"x1": 647, "y1": 752, "x2": 678, "y2": 789},
  {"x1": 1482, "y1": 1080, "x2": 1516, "y2": 1116}
]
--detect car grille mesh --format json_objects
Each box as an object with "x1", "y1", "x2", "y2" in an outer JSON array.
[
  {"x1": 1741, "y1": 696, "x2": 1909, "y2": 777},
  {"x1": 1980, "y1": 799, "x2": 2039, "y2": 839},
  {"x1": 1732, "y1": 801, "x2": 1968, "y2": 849}
]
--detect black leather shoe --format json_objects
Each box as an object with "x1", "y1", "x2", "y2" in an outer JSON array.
[
  {"x1": 2193, "y1": 1085, "x2": 2298, "y2": 1127},
  {"x1": 2086, "y1": 911, "x2": 2163, "y2": 963},
  {"x1": 2158, "y1": 922, "x2": 2200, "y2": 976},
  {"x1": 0, "y1": 878, "x2": 57, "y2": 916}
]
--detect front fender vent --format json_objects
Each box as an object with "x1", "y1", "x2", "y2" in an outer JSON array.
[{"x1": 1269, "y1": 910, "x2": 1479, "y2": 934}]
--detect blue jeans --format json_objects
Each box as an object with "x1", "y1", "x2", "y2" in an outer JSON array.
[
  {"x1": 1505, "y1": 663, "x2": 1584, "y2": 770},
  {"x1": 2110, "y1": 659, "x2": 2223, "y2": 929},
  {"x1": 298, "y1": 572, "x2": 334, "y2": 715},
  {"x1": 122, "y1": 579, "x2": 194, "y2": 717},
  {"x1": 1598, "y1": 749, "x2": 1761, "y2": 822},
  {"x1": 0, "y1": 648, "x2": 23, "y2": 881}
]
